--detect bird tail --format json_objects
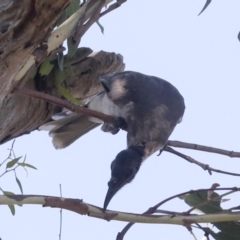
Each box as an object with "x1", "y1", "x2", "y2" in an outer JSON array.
[{"x1": 39, "y1": 113, "x2": 100, "y2": 149}]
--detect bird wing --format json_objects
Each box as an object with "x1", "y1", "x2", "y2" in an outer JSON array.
[{"x1": 40, "y1": 113, "x2": 100, "y2": 149}]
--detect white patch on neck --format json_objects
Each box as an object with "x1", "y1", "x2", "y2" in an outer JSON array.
[{"x1": 109, "y1": 79, "x2": 127, "y2": 101}]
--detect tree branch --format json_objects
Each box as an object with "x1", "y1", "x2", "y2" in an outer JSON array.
[
  {"x1": 117, "y1": 187, "x2": 240, "y2": 240},
  {"x1": 1, "y1": 193, "x2": 240, "y2": 225},
  {"x1": 12, "y1": 88, "x2": 117, "y2": 126},
  {"x1": 167, "y1": 140, "x2": 240, "y2": 158},
  {"x1": 100, "y1": 0, "x2": 127, "y2": 18},
  {"x1": 164, "y1": 146, "x2": 240, "y2": 177},
  {"x1": 74, "y1": 0, "x2": 105, "y2": 42},
  {"x1": 15, "y1": 0, "x2": 119, "y2": 81}
]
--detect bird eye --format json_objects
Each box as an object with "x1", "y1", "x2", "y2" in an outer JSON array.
[{"x1": 108, "y1": 179, "x2": 117, "y2": 187}]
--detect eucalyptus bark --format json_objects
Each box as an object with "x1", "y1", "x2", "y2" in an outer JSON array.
[{"x1": 0, "y1": 0, "x2": 125, "y2": 144}]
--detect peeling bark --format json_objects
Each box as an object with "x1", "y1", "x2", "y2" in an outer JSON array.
[
  {"x1": 0, "y1": 0, "x2": 71, "y2": 102},
  {"x1": 0, "y1": 0, "x2": 125, "y2": 145},
  {"x1": 0, "y1": 49, "x2": 125, "y2": 144}
]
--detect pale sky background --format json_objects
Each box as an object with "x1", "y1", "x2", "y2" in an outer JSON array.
[{"x1": 1, "y1": 1, "x2": 240, "y2": 240}]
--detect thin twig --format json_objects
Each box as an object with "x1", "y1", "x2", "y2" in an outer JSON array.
[
  {"x1": 164, "y1": 146, "x2": 240, "y2": 177},
  {"x1": 100, "y1": 0, "x2": 127, "y2": 18},
  {"x1": 116, "y1": 187, "x2": 239, "y2": 240},
  {"x1": 12, "y1": 87, "x2": 117, "y2": 125},
  {"x1": 49, "y1": 46, "x2": 66, "y2": 56},
  {"x1": 0, "y1": 169, "x2": 15, "y2": 178},
  {"x1": 167, "y1": 140, "x2": 240, "y2": 158},
  {"x1": 189, "y1": 230, "x2": 197, "y2": 240},
  {"x1": 73, "y1": 2, "x2": 88, "y2": 43},
  {"x1": 74, "y1": 0, "x2": 105, "y2": 42},
  {"x1": 59, "y1": 184, "x2": 62, "y2": 240},
  {"x1": 194, "y1": 223, "x2": 210, "y2": 240},
  {"x1": 0, "y1": 140, "x2": 16, "y2": 167}
]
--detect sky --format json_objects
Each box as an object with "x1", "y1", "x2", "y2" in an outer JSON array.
[{"x1": 1, "y1": 0, "x2": 240, "y2": 239}]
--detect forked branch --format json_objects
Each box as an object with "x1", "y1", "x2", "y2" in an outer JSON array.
[
  {"x1": 167, "y1": 140, "x2": 240, "y2": 158},
  {"x1": 0, "y1": 189, "x2": 239, "y2": 226},
  {"x1": 164, "y1": 146, "x2": 240, "y2": 177},
  {"x1": 117, "y1": 187, "x2": 240, "y2": 240}
]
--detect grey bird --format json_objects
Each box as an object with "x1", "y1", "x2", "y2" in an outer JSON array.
[{"x1": 40, "y1": 71, "x2": 185, "y2": 210}]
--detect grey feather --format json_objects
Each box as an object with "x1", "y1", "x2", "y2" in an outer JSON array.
[{"x1": 41, "y1": 114, "x2": 100, "y2": 149}]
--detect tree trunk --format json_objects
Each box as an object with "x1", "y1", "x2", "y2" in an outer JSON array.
[{"x1": 0, "y1": 0, "x2": 125, "y2": 144}]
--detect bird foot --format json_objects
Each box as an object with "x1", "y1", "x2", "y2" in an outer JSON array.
[
  {"x1": 116, "y1": 117, "x2": 128, "y2": 131},
  {"x1": 101, "y1": 123, "x2": 120, "y2": 134},
  {"x1": 157, "y1": 145, "x2": 166, "y2": 156},
  {"x1": 101, "y1": 117, "x2": 128, "y2": 135}
]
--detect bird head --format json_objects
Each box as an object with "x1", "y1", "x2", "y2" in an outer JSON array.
[
  {"x1": 99, "y1": 72, "x2": 132, "y2": 105},
  {"x1": 103, "y1": 148, "x2": 142, "y2": 211}
]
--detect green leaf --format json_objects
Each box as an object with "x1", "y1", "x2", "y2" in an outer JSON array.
[
  {"x1": 66, "y1": 0, "x2": 80, "y2": 18},
  {"x1": 57, "y1": 52, "x2": 64, "y2": 71},
  {"x1": 8, "y1": 205, "x2": 15, "y2": 216},
  {"x1": 182, "y1": 191, "x2": 240, "y2": 240},
  {"x1": 198, "y1": 0, "x2": 212, "y2": 16},
  {"x1": 6, "y1": 157, "x2": 22, "y2": 169},
  {"x1": 64, "y1": 61, "x2": 74, "y2": 77},
  {"x1": 23, "y1": 154, "x2": 27, "y2": 163},
  {"x1": 39, "y1": 56, "x2": 56, "y2": 76},
  {"x1": 53, "y1": 0, "x2": 80, "y2": 28},
  {"x1": 67, "y1": 37, "x2": 80, "y2": 58},
  {"x1": 15, "y1": 177, "x2": 23, "y2": 194},
  {"x1": 18, "y1": 163, "x2": 37, "y2": 170},
  {"x1": 53, "y1": 66, "x2": 83, "y2": 105},
  {"x1": 182, "y1": 191, "x2": 222, "y2": 214},
  {"x1": 96, "y1": 21, "x2": 104, "y2": 34}
]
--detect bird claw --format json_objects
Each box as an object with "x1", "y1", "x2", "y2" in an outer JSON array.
[
  {"x1": 101, "y1": 123, "x2": 120, "y2": 135},
  {"x1": 157, "y1": 148, "x2": 164, "y2": 156},
  {"x1": 101, "y1": 117, "x2": 128, "y2": 135},
  {"x1": 116, "y1": 117, "x2": 128, "y2": 131}
]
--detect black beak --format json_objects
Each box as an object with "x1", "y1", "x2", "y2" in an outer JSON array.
[
  {"x1": 103, "y1": 180, "x2": 123, "y2": 211},
  {"x1": 103, "y1": 149, "x2": 142, "y2": 211},
  {"x1": 99, "y1": 77, "x2": 110, "y2": 93},
  {"x1": 103, "y1": 186, "x2": 118, "y2": 211}
]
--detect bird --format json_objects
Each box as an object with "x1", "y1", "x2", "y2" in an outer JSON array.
[{"x1": 40, "y1": 71, "x2": 185, "y2": 210}]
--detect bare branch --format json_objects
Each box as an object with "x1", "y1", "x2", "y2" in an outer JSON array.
[
  {"x1": 167, "y1": 140, "x2": 240, "y2": 158},
  {"x1": 100, "y1": 0, "x2": 127, "y2": 18},
  {"x1": 189, "y1": 230, "x2": 197, "y2": 240},
  {"x1": 164, "y1": 146, "x2": 240, "y2": 177},
  {"x1": 12, "y1": 88, "x2": 117, "y2": 126},
  {"x1": 193, "y1": 223, "x2": 211, "y2": 240},
  {"x1": 74, "y1": 0, "x2": 105, "y2": 42},
  {"x1": 1, "y1": 193, "x2": 240, "y2": 225}
]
